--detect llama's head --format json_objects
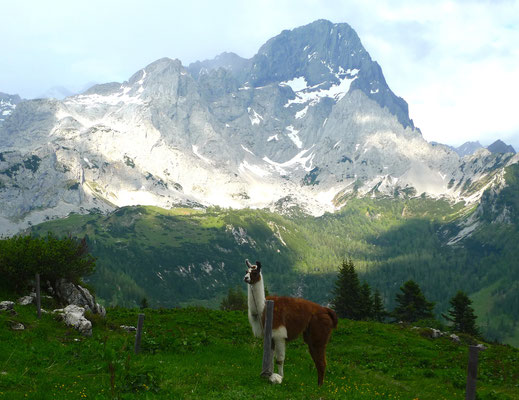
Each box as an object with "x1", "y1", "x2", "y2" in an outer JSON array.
[{"x1": 244, "y1": 259, "x2": 262, "y2": 285}]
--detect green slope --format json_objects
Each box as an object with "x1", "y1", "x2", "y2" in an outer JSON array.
[
  {"x1": 1, "y1": 303, "x2": 518, "y2": 399},
  {"x1": 27, "y1": 165, "x2": 519, "y2": 345}
]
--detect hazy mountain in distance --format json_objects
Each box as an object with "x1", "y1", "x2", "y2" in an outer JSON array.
[{"x1": 487, "y1": 139, "x2": 516, "y2": 154}]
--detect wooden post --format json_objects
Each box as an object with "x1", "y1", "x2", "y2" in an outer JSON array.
[
  {"x1": 465, "y1": 345, "x2": 480, "y2": 400},
  {"x1": 261, "y1": 300, "x2": 274, "y2": 377},
  {"x1": 134, "y1": 313, "x2": 145, "y2": 354},
  {"x1": 35, "y1": 273, "x2": 41, "y2": 319}
]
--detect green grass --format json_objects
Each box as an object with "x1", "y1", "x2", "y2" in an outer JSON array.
[{"x1": 1, "y1": 303, "x2": 518, "y2": 399}]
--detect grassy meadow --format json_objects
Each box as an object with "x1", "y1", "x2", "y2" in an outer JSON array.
[{"x1": 1, "y1": 300, "x2": 518, "y2": 400}]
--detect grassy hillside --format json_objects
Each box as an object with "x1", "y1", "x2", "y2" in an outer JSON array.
[
  {"x1": 27, "y1": 165, "x2": 519, "y2": 344},
  {"x1": 1, "y1": 302, "x2": 518, "y2": 399}
]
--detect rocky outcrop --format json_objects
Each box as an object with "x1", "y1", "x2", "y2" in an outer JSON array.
[
  {"x1": 53, "y1": 305, "x2": 92, "y2": 336},
  {"x1": 0, "y1": 301, "x2": 14, "y2": 311},
  {"x1": 17, "y1": 294, "x2": 35, "y2": 305},
  {"x1": 54, "y1": 279, "x2": 106, "y2": 316}
]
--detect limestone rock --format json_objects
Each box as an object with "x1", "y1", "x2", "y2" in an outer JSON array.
[
  {"x1": 11, "y1": 322, "x2": 25, "y2": 331},
  {"x1": 450, "y1": 333, "x2": 460, "y2": 343},
  {"x1": 54, "y1": 279, "x2": 106, "y2": 317},
  {"x1": 17, "y1": 295, "x2": 34, "y2": 305},
  {"x1": 0, "y1": 301, "x2": 14, "y2": 311},
  {"x1": 120, "y1": 325, "x2": 137, "y2": 332},
  {"x1": 54, "y1": 305, "x2": 92, "y2": 336}
]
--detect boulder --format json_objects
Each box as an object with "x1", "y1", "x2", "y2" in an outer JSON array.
[
  {"x1": 120, "y1": 325, "x2": 137, "y2": 332},
  {"x1": 0, "y1": 301, "x2": 14, "y2": 311},
  {"x1": 54, "y1": 305, "x2": 92, "y2": 336},
  {"x1": 18, "y1": 295, "x2": 34, "y2": 305},
  {"x1": 431, "y1": 329, "x2": 443, "y2": 338},
  {"x1": 11, "y1": 322, "x2": 25, "y2": 331},
  {"x1": 450, "y1": 333, "x2": 460, "y2": 343},
  {"x1": 54, "y1": 279, "x2": 106, "y2": 317}
]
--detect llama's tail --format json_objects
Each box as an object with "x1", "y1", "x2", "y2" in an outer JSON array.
[{"x1": 325, "y1": 307, "x2": 338, "y2": 329}]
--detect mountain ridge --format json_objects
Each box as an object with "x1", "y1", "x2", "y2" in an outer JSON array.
[{"x1": 0, "y1": 19, "x2": 517, "y2": 236}]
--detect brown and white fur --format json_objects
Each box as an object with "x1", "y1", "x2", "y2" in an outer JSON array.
[{"x1": 244, "y1": 259, "x2": 338, "y2": 386}]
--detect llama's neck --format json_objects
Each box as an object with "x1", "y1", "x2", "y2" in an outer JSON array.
[{"x1": 247, "y1": 276, "x2": 266, "y2": 338}]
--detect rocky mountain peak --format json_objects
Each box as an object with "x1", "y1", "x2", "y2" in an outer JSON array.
[
  {"x1": 251, "y1": 20, "x2": 364, "y2": 87},
  {"x1": 248, "y1": 20, "x2": 414, "y2": 129},
  {"x1": 188, "y1": 52, "x2": 250, "y2": 81},
  {"x1": 452, "y1": 141, "x2": 483, "y2": 157},
  {"x1": 487, "y1": 140, "x2": 516, "y2": 154}
]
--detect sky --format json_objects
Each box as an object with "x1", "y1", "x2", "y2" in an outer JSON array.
[{"x1": 1, "y1": 0, "x2": 518, "y2": 149}]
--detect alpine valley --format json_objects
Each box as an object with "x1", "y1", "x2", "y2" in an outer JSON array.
[{"x1": 1, "y1": 20, "x2": 518, "y2": 344}]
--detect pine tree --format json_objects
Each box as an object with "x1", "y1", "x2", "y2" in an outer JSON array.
[
  {"x1": 358, "y1": 282, "x2": 374, "y2": 320},
  {"x1": 372, "y1": 289, "x2": 388, "y2": 322},
  {"x1": 140, "y1": 297, "x2": 149, "y2": 309},
  {"x1": 331, "y1": 259, "x2": 362, "y2": 319},
  {"x1": 220, "y1": 286, "x2": 247, "y2": 311},
  {"x1": 444, "y1": 291, "x2": 479, "y2": 336},
  {"x1": 393, "y1": 280, "x2": 435, "y2": 323}
]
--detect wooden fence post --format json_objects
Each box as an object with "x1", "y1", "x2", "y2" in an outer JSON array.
[
  {"x1": 35, "y1": 273, "x2": 41, "y2": 319},
  {"x1": 134, "y1": 313, "x2": 145, "y2": 354},
  {"x1": 261, "y1": 300, "x2": 274, "y2": 377},
  {"x1": 465, "y1": 345, "x2": 480, "y2": 400}
]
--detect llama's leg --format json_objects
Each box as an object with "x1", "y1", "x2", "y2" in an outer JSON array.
[
  {"x1": 308, "y1": 343, "x2": 327, "y2": 386},
  {"x1": 304, "y1": 316, "x2": 333, "y2": 386},
  {"x1": 269, "y1": 327, "x2": 287, "y2": 384},
  {"x1": 274, "y1": 336, "x2": 286, "y2": 377}
]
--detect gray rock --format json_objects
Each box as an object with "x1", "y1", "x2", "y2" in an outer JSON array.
[
  {"x1": 54, "y1": 279, "x2": 106, "y2": 317},
  {"x1": 450, "y1": 333, "x2": 460, "y2": 343},
  {"x1": 53, "y1": 305, "x2": 92, "y2": 336},
  {"x1": 0, "y1": 301, "x2": 14, "y2": 311},
  {"x1": 120, "y1": 325, "x2": 137, "y2": 332},
  {"x1": 17, "y1": 295, "x2": 34, "y2": 305},
  {"x1": 11, "y1": 322, "x2": 25, "y2": 330}
]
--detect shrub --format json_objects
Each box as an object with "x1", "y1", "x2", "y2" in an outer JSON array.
[{"x1": 0, "y1": 233, "x2": 96, "y2": 291}]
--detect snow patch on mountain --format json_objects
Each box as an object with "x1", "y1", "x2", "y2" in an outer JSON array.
[{"x1": 286, "y1": 125, "x2": 303, "y2": 148}]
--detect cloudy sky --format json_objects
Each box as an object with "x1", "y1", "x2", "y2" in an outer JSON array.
[{"x1": 1, "y1": 0, "x2": 518, "y2": 148}]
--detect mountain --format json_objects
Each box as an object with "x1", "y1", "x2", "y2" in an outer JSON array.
[
  {"x1": 0, "y1": 92, "x2": 22, "y2": 123},
  {"x1": 487, "y1": 139, "x2": 516, "y2": 154},
  {"x1": 1, "y1": 19, "x2": 516, "y2": 236},
  {"x1": 38, "y1": 86, "x2": 75, "y2": 100},
  {"x1": 452, "y1": 141, "x2": 483, "y2": 157}
]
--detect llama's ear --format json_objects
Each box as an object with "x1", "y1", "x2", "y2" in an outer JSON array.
[
  {"x1": 255, "y1": 261, "x2": 262, "y2": 270},
  {"x1": 245, "y1": 259, "x2": 253, "y2": 268}
]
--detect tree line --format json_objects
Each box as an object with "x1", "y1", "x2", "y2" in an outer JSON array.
[
  {"x1": 219, "y1": 258, "x2": 480, "y2": 338},
  {"x1": 331, "y1": 259, "x2": 480, "y2": 337}
]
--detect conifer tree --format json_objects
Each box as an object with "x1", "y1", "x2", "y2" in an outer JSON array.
[
  {"x1": 331, "y1": 259, "x2": 362, "y2": 319},
  {"x1": 393, "y1": 280, "x2": 435, "y2": 322},
  {"x1": 359, "y1": 282, "x2": 374, "y2": 320},
  {"x1": 372, "y1": 289, "x2": 388, "y2": 322},
  {"x1": 220, "y1": 286, "x2": 247, "y2": 311},
  {"x1": 443, "y1": 291, "x2": 479, "y2": 336}
]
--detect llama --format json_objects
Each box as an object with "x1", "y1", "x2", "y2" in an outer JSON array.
[{"x1": 244, "y1": 259, "x2": 338, "y2": 386}]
